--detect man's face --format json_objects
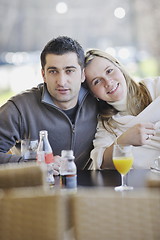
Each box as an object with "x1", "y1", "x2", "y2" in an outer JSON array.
[{"x1": 41, "y1": 53, "x2": 85, "y2": 110}]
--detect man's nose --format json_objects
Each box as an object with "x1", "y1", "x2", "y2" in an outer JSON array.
[{"x1": 57, "y1": 73, "x2": 66, "y2": 86}]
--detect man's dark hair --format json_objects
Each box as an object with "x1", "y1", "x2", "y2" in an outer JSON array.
[{"x1": 40, "y1": 36, "x2": 85, "y2": 70}]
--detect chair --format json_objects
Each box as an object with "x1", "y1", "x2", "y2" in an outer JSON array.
[
  {"x1": 0, "y1": 188, "x2": 68, "y2": 240},
  {"x1": 71, "y1": 188, "x2": 160, "y2": 240},
  {"x1": 0, "y1": 162, "x2": 44, "y2": 189},
  {"x1": 0, "y1": 163, "x2": 68, "y2": 240}
]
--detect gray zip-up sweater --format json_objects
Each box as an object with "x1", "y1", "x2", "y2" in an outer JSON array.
[{"x1": 0, "y1": 83, "x2": 98, "y2": 169}]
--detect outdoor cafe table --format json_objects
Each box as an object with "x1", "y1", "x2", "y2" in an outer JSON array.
[{"x1": 54, "y1": 169, "x2": 155, "y2": 189}]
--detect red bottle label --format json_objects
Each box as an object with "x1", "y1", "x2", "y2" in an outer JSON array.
[{"x1": 45, "y1": 153, "x2": 54, "y2": 164}]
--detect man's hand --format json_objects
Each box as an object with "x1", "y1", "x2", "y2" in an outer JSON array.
[{"x1": 53, "y1": 155, "x2": 63, "y2": 175}]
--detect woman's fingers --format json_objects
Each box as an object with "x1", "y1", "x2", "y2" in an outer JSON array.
[{"x1": 120, "y1": 123, "x2": 156, "y2": 146}]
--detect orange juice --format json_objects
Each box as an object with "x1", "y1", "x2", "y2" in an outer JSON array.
[{"x1": 113, "y1": 157, "x2": 133, "y2": 175}]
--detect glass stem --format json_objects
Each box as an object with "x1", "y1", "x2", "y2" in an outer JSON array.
[{"x1": 121, "y1": 174, "x2": 126, "y2": 186}]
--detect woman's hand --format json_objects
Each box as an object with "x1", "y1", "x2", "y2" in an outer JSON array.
[
  {"x1": 102, "y1": 122, "x2": 156, "y2": 169},
  {"x1": 117, "y1": 123, "x2": 156, "y2": 146}
]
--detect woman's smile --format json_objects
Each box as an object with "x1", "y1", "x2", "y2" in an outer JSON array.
[{"x1": 106, "y1": 83, "x2": 119, "y2": 94}]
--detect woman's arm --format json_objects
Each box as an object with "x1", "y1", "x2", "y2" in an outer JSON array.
[{"x1": 101, "y1": 122, "x2": 156, "y2": 169}]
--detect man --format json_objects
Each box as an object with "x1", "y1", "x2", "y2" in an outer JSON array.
[{"x1": 0, "y1": 36, "x2": 98, "y2": 169}]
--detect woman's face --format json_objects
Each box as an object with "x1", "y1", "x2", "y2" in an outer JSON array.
[{"x1": 85, "y1": 56, "x2": 127, "y2": 102}]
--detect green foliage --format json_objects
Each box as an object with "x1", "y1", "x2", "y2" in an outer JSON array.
[
  {"x1": 139, "y1": 58, "x2": 159, "y2": 77},
  {"x1": 0, "y1": 90, "x2": 15, "y2": 107}
]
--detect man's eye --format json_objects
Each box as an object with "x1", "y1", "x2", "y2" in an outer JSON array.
[
  {"x1": 93, "y1": 79, "x2": 101, "y2": 86},
  {"x1": 49, "y1": 70, "x2": 57, "y2": 74},
  {"x1": 66, "y1": 69, "x2": 75, "y2": 74}
]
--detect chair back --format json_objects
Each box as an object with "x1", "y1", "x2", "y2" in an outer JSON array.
[
  {"x1": 0, "y1": 163, "x2": 68, "y2": 240},
  {"x1": 0, "y1": 162, "x2": 44, "y2": 188},
  {"x1": 71, "y1": 188, "x2": 160, "y2": 240},
  {"x1": 0, "y1": 188, "x2": 68, "y2": 240}
]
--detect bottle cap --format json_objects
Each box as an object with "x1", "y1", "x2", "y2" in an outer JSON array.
[
  {"x1": 61, "y1": 150, "x2": 74, "y2": 159},
  {"x1": 39, "y1": 130, "x2": 48, "y2": 136}
]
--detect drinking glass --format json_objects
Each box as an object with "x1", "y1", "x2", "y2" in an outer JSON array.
[
  {"x1": 21, "y1": 139, "x2": 38, "y2": 160},
  {"x1": 113, "y1": 144, "x2": 134, "y2": 191}
]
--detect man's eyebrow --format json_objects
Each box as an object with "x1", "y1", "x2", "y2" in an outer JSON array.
[
  {"x1": 47, "y1": 66, "x2": 57, "y2": 71},
  {"x1": 65, "y1": 66, "x2": 77, "y2": 69},
  {"x1": 47, "y1": 66, "x2": 77, "y2": 71}
]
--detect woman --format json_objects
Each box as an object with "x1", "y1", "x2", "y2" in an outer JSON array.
[{"x1": 85, "y1": 49, "x2": 160, "y2": 169}]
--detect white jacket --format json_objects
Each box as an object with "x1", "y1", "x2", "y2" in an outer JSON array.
[{"x1": 91, "y1": 77, "x2": 160, "y2": 169}]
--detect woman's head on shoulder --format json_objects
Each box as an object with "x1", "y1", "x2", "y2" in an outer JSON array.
[
  {"x1": 84, "y1": 49, "x2": 134, "y2": 103},
  {"x1": 84, "y1": 48, "x2": 152, "y2": 117}
]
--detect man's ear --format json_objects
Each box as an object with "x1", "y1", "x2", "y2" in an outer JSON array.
[
  {"x1": 81, "y1": 69, "x2": 85, "y2": 83},
  {"x1": 41, "y1": 69, "x2": 46, "y2": 82}
]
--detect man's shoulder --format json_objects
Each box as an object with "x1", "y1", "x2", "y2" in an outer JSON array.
[
  {"x1": 9, "y1": 83, "x2": 43, "y2": 104},
  {"x1": 80, "y1": 84, "x2": 95, "y2": 100},
  {"x1": 79, "y1": 85, "x2": 98, "y2": 115}
]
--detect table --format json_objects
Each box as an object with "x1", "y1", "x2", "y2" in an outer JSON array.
[
  {"x1": 54, "y1": 169, "x2": 152, "y2": 189},
  {"x1": 77, "y1": 169, "x2": 150, "y2": 188}
]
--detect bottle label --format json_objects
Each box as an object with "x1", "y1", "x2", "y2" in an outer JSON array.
[
  {"x1": 45, "y1": 153, "x2": 54, "y2": 164},
  {"x1": 60, "y1": 175, "x2": 77, "y2": 189}
]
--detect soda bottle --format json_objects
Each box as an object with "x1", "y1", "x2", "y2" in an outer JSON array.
[
  {"x1": 37, "y1": 130, "x2": 54, "y2": 185},
  {"x1": 60, "y1": 150, "x2": 77, "y2": 189}
]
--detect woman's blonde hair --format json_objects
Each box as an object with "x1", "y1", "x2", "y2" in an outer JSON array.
[{"x1": 85, "y1": 49, "x2": 152, "y2": 133}]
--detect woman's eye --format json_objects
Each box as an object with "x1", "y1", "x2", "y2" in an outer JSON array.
[
  {"x1": 106, "y1": 68, "x2": 113, "y2": 74},
  {"x1": 93, "y1": 79, "x2": 101, "y2": 86}
]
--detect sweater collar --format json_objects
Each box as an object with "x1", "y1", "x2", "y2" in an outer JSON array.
[
  {"x1": 41, "y1": 83, "x2": 54, "y2": 106},
  {"x1": 107, "y1": 92, "x2": 127, "y2": 112},
  {"x1": 41, "y1": 83, "x2": 88, "y2": 107}
]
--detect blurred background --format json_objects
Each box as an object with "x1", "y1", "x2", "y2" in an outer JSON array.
[{"x1": 0, "y1": 0, "x2": 160, "y2": 106}]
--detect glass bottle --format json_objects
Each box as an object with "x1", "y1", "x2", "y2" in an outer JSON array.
[
  {"x1": 37, "y1": 130, "x2": 54, "y2": 185},
  {"x1": 60, "y1": 150, "x2": 77, "y2": 189}
]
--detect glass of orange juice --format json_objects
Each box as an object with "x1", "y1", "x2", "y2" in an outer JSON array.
[{"x1": 113, "y1": 144, "x2": 134, "y2": 191}]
